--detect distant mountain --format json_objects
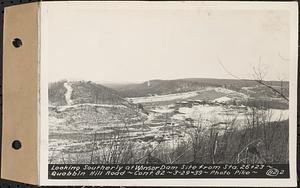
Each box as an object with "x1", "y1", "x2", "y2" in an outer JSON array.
[
  {"x1": 48, "y1": 80, "x2": 129, "y2": 106},
  {"x1": 108, "y1": 79, "x2": 208, "y2": 98},
  {"x1": 49, "y1": 78, "x2": 289, "y2": 103},
  {"x1": 106, "y1": 78, "x2": 289, "y2": 98}
]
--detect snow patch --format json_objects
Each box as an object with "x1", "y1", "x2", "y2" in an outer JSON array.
[
  {"x1": 213, "y1": 87, "x2": 248, "y2": 98},
  {"x1": 173, "y1": 105, "x2": 224, "y2": 121},
  {"x1": 152, "y1": 106, "x2": 174, "y2": 113},
  {"x1": 213, "y1": 96, "x2": 232, "y2": 103},
  {"x1": 127, "y1": 91, "x2": 199, "y2": 103},
  {"x1": 127, "y1": 87, "x2": 248, "y2": 104},
  {"x1": 64, "y1": 82, "x2": 73, "y2": 105},
  {"x1": 270, "y1": 109, "x2": 289, "y2": 121},
  {"x1": 172, "y1": 105, "x2": 288, "y2": 123},
  {"x1": 56, "y1": 103, "x2": 127, "y2": 112}
]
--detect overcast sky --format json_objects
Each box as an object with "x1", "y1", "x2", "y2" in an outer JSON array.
[{"x1": 42, "y1": 2, "x2": 292, "y2": 83}]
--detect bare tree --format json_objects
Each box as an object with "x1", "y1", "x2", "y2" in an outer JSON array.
[
  {"x1": 252, "y1": 59, "x2": 289, "y2": 101},
  {"x1": 217, "y1": 57, "x2": 289, "y2": 101}
]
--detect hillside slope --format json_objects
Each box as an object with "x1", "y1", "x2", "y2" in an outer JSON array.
[
  {"x1": 70, "y1": 81, "x2": 128, "y2": 105},
  {"x1": 49, "y1": 80, "x2": 147, "y2": 134},
  {"x1": 48, "y1": 80, "x2": 68, "y2": 106},
  {"x1": 49, "y1": 80, "x2": 131, "y2": 106}
]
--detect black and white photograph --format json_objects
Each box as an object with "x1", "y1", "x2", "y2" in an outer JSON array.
[{"x1": 38, "y1": 1, "x2": 298, "y2": 186}]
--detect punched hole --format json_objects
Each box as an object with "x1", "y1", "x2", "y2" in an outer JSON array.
[
  {"x1": 12, "y1": 38, "x2": 23, "y2": 48},
  {"x1": 12, "y1": 140, "x2": 22, "y2": 150}
]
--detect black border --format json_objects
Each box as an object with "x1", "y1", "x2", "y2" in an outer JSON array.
[{"x1": 0, "y1": 0, "x2": 298, "y2": 187}]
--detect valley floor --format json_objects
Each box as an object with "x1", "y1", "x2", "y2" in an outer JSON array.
[{"x1": 48, "y1": 84, "x2": 289, "y2": 164}]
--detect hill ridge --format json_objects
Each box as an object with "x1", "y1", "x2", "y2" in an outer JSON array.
[{"x1": 49, "y1": 80, "x2": 129, "y2": 106}]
